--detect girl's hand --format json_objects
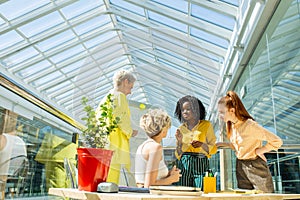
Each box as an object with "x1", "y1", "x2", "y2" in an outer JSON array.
[
  {"x1": 255, "y1": 148, "x2": 267, "y2": 162},
  {"x1": 258, "y1": 154, "x2": 267, "y2": 162},
  {"x1": 190, "y1": 140, "x2": 203, "y2": 148},
  {"x1": 168, "y1": 166, "x2": 181, "y2": 183},
  {"x1": 175, "y1": 129, "x2": 183, "y2": 143},
  {"x1": 132, "y1": 130, "x2": 138, "y2": 137},
  {"x1": 191, "y1": 140, "x2": 209, "y2": 152}
]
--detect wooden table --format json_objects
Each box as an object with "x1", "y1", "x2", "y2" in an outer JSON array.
[{"x1": 49, "y1": 188, "x2": 300, "y2": 200}]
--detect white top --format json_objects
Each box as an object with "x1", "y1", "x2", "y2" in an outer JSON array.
[
  {"x1": 0, "y1": 133, "x2": 27, "y2": 175},
  {"x1": 135, "y1": 139, "x2": 168, "y2": 184}
]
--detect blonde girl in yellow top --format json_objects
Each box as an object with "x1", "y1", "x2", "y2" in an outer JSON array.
[
  {"x1": 96, "y1": 70, "x2": 138, "y2": 184},
  {"x1": 174, "y1": 95, "x2": 217, "y2": 188}
]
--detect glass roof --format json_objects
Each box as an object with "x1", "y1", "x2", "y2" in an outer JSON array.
[{"x1": 0, "y1": 0, "x2": 299, "y2": 142}]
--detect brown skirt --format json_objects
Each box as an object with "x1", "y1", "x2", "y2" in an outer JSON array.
[{"x1": 236, "y1": 157, "x2": 274, "y2": 193}]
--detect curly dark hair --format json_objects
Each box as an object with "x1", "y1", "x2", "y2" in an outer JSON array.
[{"x1": 174, "y1": 95, "x2": 206, "y2": 123}]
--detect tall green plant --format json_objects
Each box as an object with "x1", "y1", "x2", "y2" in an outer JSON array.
[{"x1": 81, "y1": 94, "x2": 120, "y2": 148}]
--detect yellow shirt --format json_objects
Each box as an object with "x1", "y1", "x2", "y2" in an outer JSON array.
[
  {"x1": 175, "y1": 120, "x2": 217, "y2": 159},
  {"x1": 230, "y1": 119, "x2": 282, "y2": 160}
]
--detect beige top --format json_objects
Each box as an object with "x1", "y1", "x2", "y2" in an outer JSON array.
[{"x1": 230, "y1": 119, "x2": 282, "y2": 160}]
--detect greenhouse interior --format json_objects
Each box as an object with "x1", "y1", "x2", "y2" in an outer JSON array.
[{"x1": 0, "y1": 0, "x2": 299, "y2": 199}]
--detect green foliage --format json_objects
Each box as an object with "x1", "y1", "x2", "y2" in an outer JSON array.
[{"x1": 81, "y1": 94, "x2": 120, "y2": 148}]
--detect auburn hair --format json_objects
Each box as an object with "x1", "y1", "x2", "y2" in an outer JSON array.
[{"x1": 218, "y1": 91, "x2": 254, "y2": 139}]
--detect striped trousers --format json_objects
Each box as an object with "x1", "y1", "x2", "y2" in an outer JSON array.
[{"x1": 174, "y1": 152, "x2": 209, "y2": 188}]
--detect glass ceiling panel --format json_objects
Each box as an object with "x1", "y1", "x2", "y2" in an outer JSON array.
[
  {"x1": 92, "y1": 79, "x2": 111, "y2": 92},
  {"x1": 29, "y1": 71, "x2": 63, "y2": 87},
  {"x1": 190, "y1": 60, "x2": 220, "y2": 74},
  {"x1": 140, "y1": 74, "x2": 187, "y2": 97},
  {"x1": 49, "y1": 45, "x2": 85, "y2": 63},
  {"x1": 46, "y1": 81, "x2": 72, "y2": 94},
  {"x1": 75, "y1": 72, "x2": 102, "y2": 88},
  {"x1": 148, "y1": 11, "x2": 188, "y2": 33},
  {"x1": 0, "y1": 0, "x2": 49, "y2": 20},
  {"x1": 18, "y1": 11, "x2": 64, "y2": 38},
  {"x1": 158, "y1": 59, "x2": 188, "y2": 74},
  {"x1": 191, "y1": 4, "x2": 235, "y2": 31},
  {"x1": 36, "y1": 30, "x2": 76, "y2": 52},
  {"x1": 156, "y1": 55, "x2": 185, "y2": 70},
  {"x1": 72, "y1": 15, "x2": 112, "y2": 36},
  {"x1": 189, "y1": 71, "x2": 216, "y2": 86},
  {"x1": 159, "y1": 71, "x2": 187, "y2": 86},
  {"x1": 223, "y1": 0, "x2": 239, "y2": 7},
  {"x1": 152, "y1": 31, "x2": 187, "y2": 49},
  {"x1": 123, "y1": 33, "x2": 153, "y2": 49},
  {"x1": 3, "y1": 46, "x2": 39, "y2": 67},
  {"x1": 191, "y1": 27, "x2": 228, "y2": 49},
  {"x1": 103, "y1": 57, "x2": 130, "y2": 71},
  {"x1": 0, "y1": 17, "x2": 5, "y2": 26},
  {"x1": 16, "y1": 60, "x2": 51, "y2": 78},
  {"x1": 127, "y1": 46, "x2": 152, "y2": 62},
  {"x1": 60, "y1": 0, "x2": 104, "y2": 20},
  {"x1": 86, "y1": 84, "x2": 111, "y2": 99},
  {"x1": 24, "y1": 68, "x2": 57, "y2": 84},
  {"x1": 140, "y1": 49, "x2": 156, "y2": 59},
  {"x1": 60, "y1": 60, "x2": 84, "y2": 74},
  {"x1": 84, "y1": 33, "x2": 115, "y2": 49},
  {"x1": 190, "y1": 46, "x2": 223, "y2": 63},
  {"x1": 156, "y1": 47, "x2": 187, "y2": 62},
  {"x1": 116, "y1": 17, "x2": 146, "y2": 30},
  {"x1": 152, "y1": 0, "x2": 188, "y2": 14},
  {"x1": 110, "y1": 0, "x2": 145, "y2": 16},
  {"x1": 0, "y1": 30, "x2": 24, "y2": 52},
  {"x1": 91, "y1": 46, "x2": 124, "y2": 63},
  {"x1": 56, "y1": 89, "x2": 74, "y2": 102}
]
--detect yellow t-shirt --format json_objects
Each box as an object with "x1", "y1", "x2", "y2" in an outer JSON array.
[{"x1": 175, "y1": 120, "x2": 217, "y2": 159}]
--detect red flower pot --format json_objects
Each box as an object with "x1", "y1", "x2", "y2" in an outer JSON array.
[{"x1": 77, "y1": 148, "x2": 113, "y2": 192}]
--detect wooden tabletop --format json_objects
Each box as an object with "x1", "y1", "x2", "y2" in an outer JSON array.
[{"x1": 48, "y1": 188, "x2": 300, "y2": 200}]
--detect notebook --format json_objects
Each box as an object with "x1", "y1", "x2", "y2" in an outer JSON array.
[{"x1": 118, "y1": 186, "x2": 150, "y2": 193}]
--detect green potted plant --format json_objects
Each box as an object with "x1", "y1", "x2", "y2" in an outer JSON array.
[
  {"x1": 80, "y1": 94, "x2": 120, "y2": 148},
  {"x1": 77, "y1": 94, "x2": 120, "y2": 192}
]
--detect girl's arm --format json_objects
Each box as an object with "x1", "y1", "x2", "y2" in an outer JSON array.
[
  {"x1": 144, "y1": 144, "x2": 180, "y2": 187},
  {"x1": 150, "y1": 166, "x2": 181, "y2": 186},
  {"x1": 203, "y1": 122, "x2": 217, "y2": 154},
  {"x1": 256, "y1": 123, "x2": 283, "y2": 152},
  {"x1": 216, "y1": 142, "x2": 234, "y2": 150},
  {"x1": 174, "y1": 129, "x2": 183, "y2": 159},
  {"x1": 253, "y1": 122, "x2": 283, "y2": 161},
  {"x1": 144, "y1": 144, "x2": 163, "y2": 187}
]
